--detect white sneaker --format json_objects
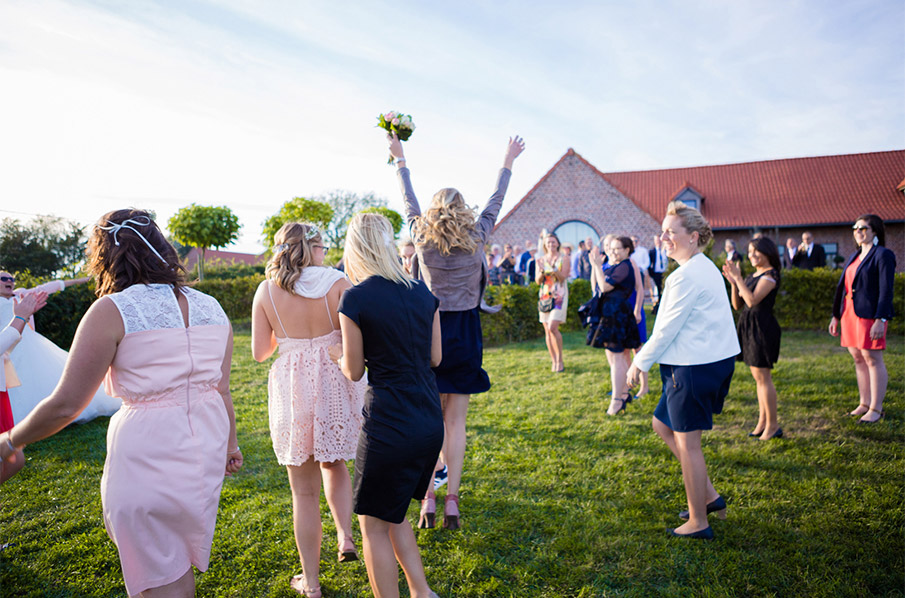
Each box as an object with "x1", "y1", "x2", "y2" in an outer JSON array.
[{"x1": 433, "y1": 465, "x2": 448, "y2": 490}]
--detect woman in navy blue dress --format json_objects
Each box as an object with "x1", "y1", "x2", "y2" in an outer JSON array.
[{"x1": 330, "y1": 213, "x2": 442, "y2": 598}]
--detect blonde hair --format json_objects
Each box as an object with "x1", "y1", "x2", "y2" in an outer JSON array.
[
  {"x1": 344, "y1": 213, "x2": 413, "y2": 288},
  {"x1": 666, "y1": 200, "x2": 713, "y2": 247},
  {"x1": 266, "y1": 222, "x2": 321, "y2": 293},
  {"x1": 412, "y1": 188, "x2": 478, "y2": 256}
]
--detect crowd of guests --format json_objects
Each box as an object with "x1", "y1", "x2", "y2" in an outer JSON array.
[{"x1": 0, "y1": 126, "x2": 896, "y2": 596}]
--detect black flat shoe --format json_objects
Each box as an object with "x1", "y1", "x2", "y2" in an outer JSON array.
[
  {"x1": 667, "y1": 526, "x2": 714, "y2": 540},
  {"x1": 747, "y1": 431, "x2": 762, "y2": 438},
  {"x1": 762, "y1": 427, "x2": 783, "y2": 439},
  {"x1": 679, "y1": 495, "x2": 727, "y2": 521}
]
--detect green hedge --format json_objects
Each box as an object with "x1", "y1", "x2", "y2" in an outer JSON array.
[{"x1": 16, "y1": 270, "x2": 905, "y2": 351}]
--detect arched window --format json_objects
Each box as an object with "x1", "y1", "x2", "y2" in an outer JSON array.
[{"x1": 552, "y1": 220, "x2": 599, "y2": 250}]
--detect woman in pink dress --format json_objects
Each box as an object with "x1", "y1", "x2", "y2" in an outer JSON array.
[
  {"x1": 0, "y1": 208, "x2": 242, "y2": 597},
  {"x1": 829, "y1": 214, "x2": 896, "y2": 424},
  {"x1": 251, "y1": 222, "x2": 365, "y2": 598}
]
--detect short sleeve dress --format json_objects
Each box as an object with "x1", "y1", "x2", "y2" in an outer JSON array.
[
  {"x1": 595, "y1": 260, "x2": 641, "y2": 352},
  {"x1": 338, "y1": 276, "x2": 444, "y2": 524},
  {"x1": 102, "y1": 284, "x2": 231, "y2": 596},
  {"x1": 736, "y1": 270, "x2": 782, "y2": 368}
]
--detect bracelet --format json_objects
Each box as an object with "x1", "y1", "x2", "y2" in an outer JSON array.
[
  {"x1": 3, "y1": 435, "x2": 17, "y2": 453},
  {"x1": 227, "y1": 446, "x2": 240, "y2": 454},
  {"x1": 14, "y1": 315, "x2": 27, "y2": 323},
  {"x1": 395, "y1": 157, "x2": 406, "y2": 165}
]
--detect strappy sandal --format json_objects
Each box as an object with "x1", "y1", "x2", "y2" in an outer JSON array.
[
  {"x1": 338, "y1": 536, "x2": 359, "y2": 562},
  {"x1": 849, "y1": 403, "x2": 870, "y2": 417},
  {"x1": 858, "y1": 408, "x2": 884, "y2": 424},
  {"x1": 290, "y1": 573, "x2": 322, "y2": 598},
  {"x1": 607, "y1": 392, "x2": 633, "y2": 416}
]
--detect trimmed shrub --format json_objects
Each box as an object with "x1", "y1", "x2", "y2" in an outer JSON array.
[
  {"x1": 481, "y1": 279, "x2": 593, "y2": 346},
  {"x1": 193, "y1": 275, "x2": 264, "y2": 322}
]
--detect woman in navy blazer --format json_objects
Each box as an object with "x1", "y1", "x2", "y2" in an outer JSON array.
[{"x1": 829, "y1": 214, "x2": 896, "y2": 423}]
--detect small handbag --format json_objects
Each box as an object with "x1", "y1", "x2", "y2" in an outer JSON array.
[{"x1": 538, "y1": 296, "x2": 555, "y2": 313}]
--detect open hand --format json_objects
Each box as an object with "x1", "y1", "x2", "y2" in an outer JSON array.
[
  {"x1": 588, "y1": 246, "x2": 603, "y2": 268},
  {"x1": 13, "y1": 291, "x2": 48, "y2": 319},
  {"x1": 721, "y1": 260, "x2": 741, "y2": 284},
  {"x1": 503, "y1": 136, "x2": 525, "y2": 169},
  {"x1": 387, "y1": 132, "x2": 405, "y2": 161}
]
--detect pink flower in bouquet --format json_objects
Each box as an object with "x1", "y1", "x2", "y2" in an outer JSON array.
[{"x1": 377, "y1": 110, "x2": 416, "y2": 163}]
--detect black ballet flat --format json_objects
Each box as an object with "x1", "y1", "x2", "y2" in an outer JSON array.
[
  {"x1": 667, "y1": 526, "x2": 714, "y2": 540},
  {"x1": 763, "y1": 427, "x2": 783, "y2": 439}
]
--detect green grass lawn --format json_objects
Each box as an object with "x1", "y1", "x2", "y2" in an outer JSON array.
[{"x1": 1, "y1": 328, "x2": 903, "y2": 597}]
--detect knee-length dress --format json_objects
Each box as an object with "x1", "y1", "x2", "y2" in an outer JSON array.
[
  {"x1": 339, "y1": 276, "x2": 444, "y2": 524},
  {"x1": 736, "y1": 270, "x2": 781, "y2": 368},
  {"x1": 840, "y1": 255, "x2": 887, "y2": 350},
  {"x1": 596, "y1": 260, "x2": 640, "y2": 352},
  {"x1": 102, "y1": 283, "x2": 231, "y2": 596},
  {"x1": 264, "y1": 280, "x2": 365, "y2": 465},
  {"x1": 538, "y1": 255, "x2": 569, "y2": 324}
]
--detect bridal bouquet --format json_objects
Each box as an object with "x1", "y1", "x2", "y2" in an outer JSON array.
[{"x1": 377, "y1": 111, "x2": 416, "y2": 163}]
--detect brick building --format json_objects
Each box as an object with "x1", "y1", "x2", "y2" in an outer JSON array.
[{"x1": 493, "y1": 149, "x2": 905, "y2": 271}]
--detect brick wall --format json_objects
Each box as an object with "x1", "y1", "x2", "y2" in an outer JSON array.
[{"x1": 493, "y1": 154, "x2": 661, "y2": 248}]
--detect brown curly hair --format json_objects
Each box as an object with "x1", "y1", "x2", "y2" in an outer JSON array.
[
  {"x1": 265, "y1": 222, "x2": 322, "y2": 293},
  {"x1": 87, "y1": 208, "x2": 185, "y2": 297}
]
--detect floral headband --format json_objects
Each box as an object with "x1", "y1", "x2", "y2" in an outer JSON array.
[{"x1": 272, "y1": 225, "x2": 321, "y2": 254}]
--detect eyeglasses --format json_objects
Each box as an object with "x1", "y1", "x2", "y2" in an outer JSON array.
[
  {"x1": 0, "y1": 276, "x2": 14, "y2": 283},
  {"x1": 852, "y1": 225, "x2": 870, "y2": 231}
]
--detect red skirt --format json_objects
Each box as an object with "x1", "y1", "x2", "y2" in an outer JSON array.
[{"x1": 0, "y1": 390, "x2": 13, "y2": 433}]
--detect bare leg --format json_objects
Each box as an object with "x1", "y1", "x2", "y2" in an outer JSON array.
[
  {"x1": 861, "y1": 348, "x2": 888, "y2": 422},
  {"x1": 542, "y1": 322, "x2": 556, "y2": 369},
  {"x1": 606, "y1": 350, "x2": 630, "y2": 414},
  {"x1": 140, "y1": 568, "x2": 194, "y2": 598},
  {"x1": 320, "y1": 459, "x2": 355, "y2": 552},
  {"x1": 672, "y1": 430, "x2": 713, "y2": 534},
  {"x1": 848, "y1": 347, "x2": 871, "y2": 415},
  {"x1": 749, "y1": 364, "x2": 767, "y2": 436},
  {"x1": 441, "y1": 393, "x2": 469, "y2": 498},
  {"x1": 287, "y1": 461, "x2": 323, "y2": 590},
  {"x1": 549, "y1": 320, "x2": 564, "y2": 371},
  {"x1": 653, "y1": 416, "x2": 718, "y2": 501},
  {"x1": 359, "y1": 515, "x2": 399, "y2": 598},
  {"x1": 750, "y1": 366, "x2": 779, "y2": 439},
  {"x1": 389, "y1": 519, "x2": 434, "y2": 598}
]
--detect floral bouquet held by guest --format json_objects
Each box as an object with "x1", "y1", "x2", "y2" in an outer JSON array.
[{"x1": 377, "y1": 111, "x2": 415, "y2": 163}]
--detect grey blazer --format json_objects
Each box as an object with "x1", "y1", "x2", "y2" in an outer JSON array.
[{"x1": 398, "y1": 166, "x2": 511, "y2": 311}]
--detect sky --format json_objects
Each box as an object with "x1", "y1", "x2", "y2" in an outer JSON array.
[{"x1": 1, "y1": 0, "x2": 902, "y2": 254}]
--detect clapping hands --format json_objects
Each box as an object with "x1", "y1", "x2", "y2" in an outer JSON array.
[
  {"x1": 721, "y1": 260, "x2": 742, "y2": 285},
  {"x1": 13, "y1": 291, "x2": 48, "y2": 320}
]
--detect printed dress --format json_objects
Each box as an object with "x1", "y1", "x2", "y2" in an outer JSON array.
[
  {"x1": 102, "y1": 283, "x2": 231, "y2": 596},
  {"x1": 538, "y1": 256, "x2": 569, "y2": 323}
]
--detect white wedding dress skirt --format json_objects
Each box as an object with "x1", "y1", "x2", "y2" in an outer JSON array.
[{"x1": 5, "y1": 315, "x2": 121, "y2": 425}]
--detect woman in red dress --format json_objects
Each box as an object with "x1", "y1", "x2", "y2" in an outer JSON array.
[{"x1": 829, "y1": 214, "x2": 896, "y2": 424}]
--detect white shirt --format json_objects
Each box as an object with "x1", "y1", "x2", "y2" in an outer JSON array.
[
  {"x1": 631, "y1": 247, "x2": 650, "y2": 270},
  {"x1": 652, "y1": 247, "x2": 668, "y2": 273},
  {"x1": 633, "y1": 253, "x2": 740, "y2": 371}
]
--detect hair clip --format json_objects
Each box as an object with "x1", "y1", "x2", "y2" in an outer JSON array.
[
  {"x1": 272, "y1": 243, "x2": 290, "y2": 254},
  {"x1": 304, "y1": 225, "x2": 320, "y2": 240}
]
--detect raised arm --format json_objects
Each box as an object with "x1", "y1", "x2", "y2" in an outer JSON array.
[
  {"x1": 475, "y1": 136, "x2": 524, "y2": 242},
  {"x1": 588, "y1": 247, "x2": 614, "y2": 294}
]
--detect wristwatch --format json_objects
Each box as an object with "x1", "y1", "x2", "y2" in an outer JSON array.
[{"x1": 879, "y1": 318, "x2": 887, "y2": 323}]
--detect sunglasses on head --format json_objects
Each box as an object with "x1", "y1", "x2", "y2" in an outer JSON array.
[{"x1": 0, "y1": 276, "x2": 14, "y2": 283}]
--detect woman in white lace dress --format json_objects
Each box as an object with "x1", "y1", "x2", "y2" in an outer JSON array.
[
  {"x1": 0, "y1": 209, "x2": 242, "y2": 596},
  {"x1": 251, "y1": 222, "x2": 365, "y2": 598}
]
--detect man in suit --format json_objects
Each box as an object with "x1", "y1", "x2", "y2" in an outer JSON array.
[
  {"x1": 723, "y1": 239, "x2": 743, "y2": 265},
  {"x1": 782, "y1": 238, "x2": 797, "y2": 269},
  {"x1": 648, "y1": 234, "x2": 668, "y2": 308},
  {"x1": 791, "y1": 231, "x2": 826, "y2": 270}
]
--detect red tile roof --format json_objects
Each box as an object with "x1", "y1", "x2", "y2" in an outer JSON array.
[{"x1": 501, "y1": 149, "x2": 905, "y2": 231}]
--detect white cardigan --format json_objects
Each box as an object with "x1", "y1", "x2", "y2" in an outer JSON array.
[{"x1": 633, "y1": 253, "x2": 739, "y2": 371}]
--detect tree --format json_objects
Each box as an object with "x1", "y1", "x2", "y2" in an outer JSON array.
[
  {"x1": 320, "y1": 190, "x2": 387, "y2": 249},
  {"x1": 0, "y1": 215, "x2": 86, "y2": 277},
  {"x1": 261, "y1": 197, "x2": 334, "y2": 249},
  {"x1": 359, "y1": 207, "x2": 404, "y2": 236},
  {"x1": 168, "y1": 204, "x2": 241, "y2": 281}
]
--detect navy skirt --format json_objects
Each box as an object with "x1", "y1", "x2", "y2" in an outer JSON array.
[
  {"x1": 653, "y1": 356, "x2": 736, "y2": 432},
  {"x1": 433, "y1": 307, "x2": 491, "y2": 395}
]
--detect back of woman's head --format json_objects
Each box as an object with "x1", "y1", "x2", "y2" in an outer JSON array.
[
  {"x1": 750, "y1": 236, "x2": 782, "y2": 275},
  {"x1": 345, "y1": 213, "x2": 412, "y2": 288},
  {"x1": 413, "y1": 188, "x2": 478, "y2": 256},
  {"x1": 857, "y1": 214, "x2": 885, "y2": 247},
  {"x1": 88, "y1": 208, "x2": 184, "y2": 297},
  {"x1": 666, "y1": 200, "x2": 713, "y2": 247},
  {"x1": 266, "y1": 222, "x2": 321, "y2": 293}
]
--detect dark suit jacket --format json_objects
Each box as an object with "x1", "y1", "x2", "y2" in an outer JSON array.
[
  {"x1": 832, "y1": 246, "x2": 896, "y2": 320},
  {"x1": 792, "y1": 243, "x2": 826, "y2": 270}
]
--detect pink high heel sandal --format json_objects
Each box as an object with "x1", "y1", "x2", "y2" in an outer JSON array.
[
  {"x1": 443, "y1": 494, "x2": 460, "y2": 530},
  {"x1": 290, "y1": 573, "x2": 322, "y2": 598},
  {"x1": 419, "y1": 490, "x2": 436, "y2": 529}
]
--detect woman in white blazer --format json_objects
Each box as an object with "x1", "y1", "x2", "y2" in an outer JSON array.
[
  {"x1": 628, "y1": 201, "x2": 740, "y2": 541},
  {"x1": 0, "y1": 291, "x2": 48, "y2": 483}
]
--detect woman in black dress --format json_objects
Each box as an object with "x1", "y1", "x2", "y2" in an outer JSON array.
[
  {"x1": 329, "y1": 213, "x2": 442, "y2": 598},
  {"x1": 588, "y1": 236, "x2": 642, "y2": 415},
  {"x1": 722, "y1": 237, "x2": 783, "y2": 440}
]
